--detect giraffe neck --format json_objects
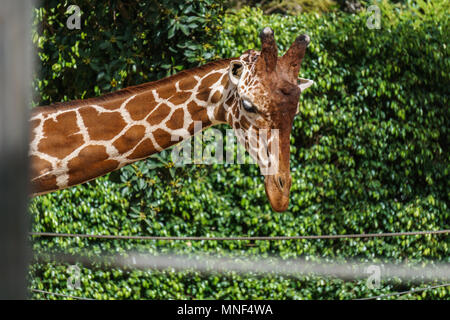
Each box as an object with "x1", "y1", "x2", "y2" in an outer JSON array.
[{"x1": 29, "y1": 59, "x2": 236, "y2": 196}]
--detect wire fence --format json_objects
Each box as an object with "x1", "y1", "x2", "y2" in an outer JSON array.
[
  {"x1": 29, "y1": 229, "x2": 450, "y2": 241},
  {"x1": 30, "y1": 228, "x2": 450, "y2": 300},
  {"x1": 355, "y1": 283, "x2": 450, "y2": 300},
  {"x1": 30, "y1": 289, "x2": 94, "y2": 300},
  {"x1": 30, "y1": 282, "x2": 450, "y2": 301}
]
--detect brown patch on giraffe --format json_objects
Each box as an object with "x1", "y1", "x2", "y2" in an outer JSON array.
[
  {"x1": 200, "y1": 72, "x2": 222, "y2": 89},
  {"x1": 187, "y1": 122, "x2": 197, "y2": 134},
  {"x1": 67, "y1": 145, "x2": 119, "y2": 186},
  {"x1": 79, "y1": 106, "x2": 126, "y2": 141},
  {"x1": 220, "y1": 74, "x2": 228, "y2": 87},
  {"x1": 187, "y1": 120, "x2": 211, "y2": 135},
  {"x1": 157, "y1": 83, "x2": 176, "y2": 100},
  {"x1": 240, "y1": 116, "x2": 251, "y2": 130},
  {"x1": 30, "y1": 155, "x2": 53, "y2": 180},
  {"x1": 178, "y1": 76, "x2": 197, "y2": 91},
  {"x1": 166, "y1": 108, "x2": 185, "y2": 130},
  {"x1": 195, "y1": 72, "x2": 223, "y2": 102},
  {"x1": 30, "y1": 173, "x2": 57, "y2": 195},
  {"x1": 153, "y1": 128, "x2": 172, "y2": 148},
  {"x1": 195, "y1": 89, "x2": 210, "y2": 102},
  {"x1": 232, "y1": 106, "x2": 239, "y2": 119},
  {"x1": 30, "y1": 119, "x2": 41, "y2": 143},
  {"x1": 210, "y1": 91, "x2": 222, "y2": 104},
  {"x1": 226, "y1": 113, "x2": 233, "y2": 124},
  {"x1": 126, "y1": 93, "x2": 156, "y2": 121},
  {"x1": 127, "y1": 138, "x2": 155, "y2": 160},
  {"x1": 30, "y1": 118, "x2": 41, "y2": 130},
  {"x1": 187, "y1": 101, "x2": 209, "y2": 122},
  {"x1": 147, "y1": 103, "x2": 171, "y2": 126},
  {"x1": 214, "y1": 104, "x2": 227, "y2": 123},
  {"x1": 169, "y1": 91, "x2": 191, "y2": 105},
  {"x1": 112, "y1": 125, "x2": 146, "y2": 154},
  {"x1": 225, "y1": 95, "x2": 235, "y2": 107},
  {"x1": 38, "y1": 111, "x2": 84, "y2": 159}
]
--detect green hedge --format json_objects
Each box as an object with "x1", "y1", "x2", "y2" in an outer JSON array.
[
  {"x1": 33, "y1": 0, "x2": 223, "y2": 105},
  {"x1": 30, "y1": 2, "x2": 449, "y2": 300}
]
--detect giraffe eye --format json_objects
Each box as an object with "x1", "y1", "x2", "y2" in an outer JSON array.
[{"x1": 242, "y1": 99, "x2": 257, "y2": 113}]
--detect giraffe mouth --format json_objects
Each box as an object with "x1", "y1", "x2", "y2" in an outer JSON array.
[{"x1": 264, "y1": 173, "x2": 291, "y2": 212}]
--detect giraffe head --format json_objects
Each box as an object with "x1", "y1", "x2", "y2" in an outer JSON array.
[{"x1": 226, "y1": 27, "x2": 313, "y2": 212}]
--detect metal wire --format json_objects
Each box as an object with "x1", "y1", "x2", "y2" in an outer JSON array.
[
  {"x1": 29, "y1": 229, "x2": 450, "y2": 241},
  {"x1": 355, "y1": 283, "x2": 450, "y2": 300},
  {"x1": 30, "y1": 229, "x2": 450, "y2": 300},
  {"x1": 30, "y1": 283, "x2": 450, "y2": 300},
  {"x1": 30, "y1": 288, "x2": 93, "y2": 300}
]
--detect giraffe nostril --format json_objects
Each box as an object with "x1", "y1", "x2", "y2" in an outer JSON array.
[{"x1": 278, "y1": 176, "x2": 284, "y2": 189}]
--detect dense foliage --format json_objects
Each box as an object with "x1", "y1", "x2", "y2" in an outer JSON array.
[
  {"x1": 226, "y1": 0, "x2": 336, "y2": 14},
  {"x1": 33, "y1": 0, "x2": 223, "y2": 105},
  {"x1": 30, "y1": 1, "x2": 449, "y2": 300}
]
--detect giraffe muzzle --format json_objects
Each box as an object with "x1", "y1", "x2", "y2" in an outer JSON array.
[{"x1": 264, "y1": 173, "x2": 292, "y2": 212}]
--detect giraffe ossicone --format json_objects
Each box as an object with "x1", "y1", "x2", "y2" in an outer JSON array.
[{"x1": 29, "y1": 27, "x2": 312, "y2": 212}]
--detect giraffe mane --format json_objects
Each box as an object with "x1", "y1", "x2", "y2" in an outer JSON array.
[{"x1": 33, "y1": 58, "x2": 235, "y2": 114}]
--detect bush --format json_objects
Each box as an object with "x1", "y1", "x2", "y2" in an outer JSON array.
[
  {"x1": 30, "y1": 2, "x2": 449, "y2": 300},
  {"x1": 33, "y1": 0, "x2": 223, "y2": 105}
]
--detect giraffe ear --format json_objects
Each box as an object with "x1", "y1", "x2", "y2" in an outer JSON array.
[
  {"x1": 298, "y1": 78, "x2": 314, "y2": 92},
  {"x1": 229, "y1": 60, "x2": 244, "y2": 86}
]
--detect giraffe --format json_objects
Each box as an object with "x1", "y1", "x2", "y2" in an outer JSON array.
[{"x1": 29, "y1": 27, "x2": 313, "y2": 212}]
